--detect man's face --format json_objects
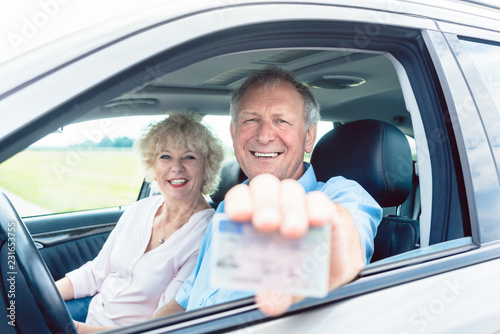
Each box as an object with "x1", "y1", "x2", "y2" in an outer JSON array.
[{"x1": 230, "y1": 82, "x2": 316, "y2": 181}]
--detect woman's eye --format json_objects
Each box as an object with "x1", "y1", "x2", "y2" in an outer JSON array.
[
  {"x1": 184, "y1": 155, "x2": 196, "y2": 160},
  {"x1": 159, "y1": 154, "x2": 171, "y2": 159}
]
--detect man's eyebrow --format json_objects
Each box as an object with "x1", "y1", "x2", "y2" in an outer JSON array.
[
  {"x1": 239, "y1": 110, "x2": 288, "y2": 118},
  {"x1": 238, "y1": 110, "x2": 258, "y2": 116}
]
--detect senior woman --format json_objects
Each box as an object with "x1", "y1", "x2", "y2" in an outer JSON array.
[{"x1": 56, "y1": 112, "x2": 224, "y2": 332}]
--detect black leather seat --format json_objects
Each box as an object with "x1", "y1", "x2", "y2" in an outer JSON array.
[
  {"x1": 310, "y1": 119, "x2": 419, "y2": 262},
  {"x1": 210, "y1": 158, "x2": 247, "y2": 207}
]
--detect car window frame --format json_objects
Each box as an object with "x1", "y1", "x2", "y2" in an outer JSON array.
[
  {"x1": 449, "y1": 34, "x2": 500, "y2": 244},
  {"x1": 423, "y1": 28, "x2": 500, "y2": 245}
]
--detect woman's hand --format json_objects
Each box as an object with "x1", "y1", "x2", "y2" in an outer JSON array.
[
  {"x1": 55, "y1": 277, "x2": 75, "y2": 301},
  {"x1": 74, "y1": 320, "x2": 111, "y2": 334}
]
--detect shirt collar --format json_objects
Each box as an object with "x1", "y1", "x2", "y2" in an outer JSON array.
[
  {"x1": 242, "y1": 162, "x2": 318, "y2": 192},
  {"x1": 298, "y1": 162, "x2": 318, "y2": 192}
]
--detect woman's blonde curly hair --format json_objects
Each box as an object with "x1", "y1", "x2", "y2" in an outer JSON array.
[{"x1": 134, "y1": 112, "x2": 224, "y2": 195}]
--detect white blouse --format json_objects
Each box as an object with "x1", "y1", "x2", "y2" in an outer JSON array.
[{"x1": 66, "y1": 195, "x2": 213, "y2": 327}]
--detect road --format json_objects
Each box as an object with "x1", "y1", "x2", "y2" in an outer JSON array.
[{"x1": 0, "y1": 188, "x2": 50, "y2": 217}]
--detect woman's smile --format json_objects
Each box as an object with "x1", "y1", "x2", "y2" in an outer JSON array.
[{"x1": 168, "y1": 178, "x2": 188, "y2": 188}]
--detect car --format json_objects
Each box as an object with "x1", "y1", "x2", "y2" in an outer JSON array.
[{"x1": 1, "y1": 0, "x2": 500, "y2": 333}]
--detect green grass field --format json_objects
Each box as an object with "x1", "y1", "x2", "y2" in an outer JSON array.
[{"x1": 0, "y1": 148, "x2": 145, "y2": 215}]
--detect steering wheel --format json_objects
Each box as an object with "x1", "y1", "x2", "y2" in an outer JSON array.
[{"x1": 0, "y1": 192, "x2": 77, "y2": 334}]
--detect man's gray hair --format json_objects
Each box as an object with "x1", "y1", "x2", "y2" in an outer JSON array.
[{"x1": 230, "y1": 66, "x2": 320, "y2": 130}]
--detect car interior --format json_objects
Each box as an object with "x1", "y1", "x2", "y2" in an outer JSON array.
[
  {"x1": 114, "y1": 48, "x2": 422, "y2": 257},
  {"x1": 21, "y1": 47, "x2": 425, "y2": 286}
]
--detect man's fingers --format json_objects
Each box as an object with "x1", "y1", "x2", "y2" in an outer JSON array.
[
  {"x1": 306, "y1": 191, "x2": 333, "y2": 227},
  {"x1": 279, "y1": 179, "x2": 307, "y2": 238},
  {"x1": 227, "y1": 178, "x2": 331, "y2": 234},
  {"x1": 225, "y1": 184, "x2": 253, "y2": 222},
  {"x1": 249, "y1": 174, "x2": 281, "y2": 232},
  {"x1": 255, "y1": 289, "x2": 293, "y2": 317}
]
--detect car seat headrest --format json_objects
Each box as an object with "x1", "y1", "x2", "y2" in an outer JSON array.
[
  {"x1": 310, "y1": 119, "x2": 413, "y2": 207},
  {"x1": 210, "y1": 158, "x2": 247, "y2": 206}
]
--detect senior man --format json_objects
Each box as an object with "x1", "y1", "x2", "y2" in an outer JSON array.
[{"x1": 155, "y1": 65, "x2": 382, "y2": 317}]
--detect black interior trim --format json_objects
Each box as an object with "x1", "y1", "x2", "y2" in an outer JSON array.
[
  {"x1": 137, "y1": 180, "x2": 152, "y2": 201},
  {"x1": 32, "y1": 223, "x2": 115, "y2": 248},
  {"x1": 25, "y1": 207, "x2": 123, "y2": 235}
]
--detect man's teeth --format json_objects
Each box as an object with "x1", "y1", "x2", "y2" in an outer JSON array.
[
  {"x1": 170, "y1": 179, "x2": 187, "y2": 185},
  {"x1": 254, "y1": 152, "x2": 278, "y2": 158}
]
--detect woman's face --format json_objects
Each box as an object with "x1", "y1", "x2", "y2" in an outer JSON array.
[{"x1": 153, "y1": 145, "x2": 205, "y2": 202}]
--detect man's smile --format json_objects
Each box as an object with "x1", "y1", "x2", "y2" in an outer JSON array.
[{"x1": 252, "y1": 151, "x2": 280, "y2": 158}]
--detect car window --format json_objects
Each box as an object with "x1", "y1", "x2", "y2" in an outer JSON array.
[
  {"x1": 459, "y1": 39, "x2": 500, "y2": 116},
  {"x1": 0, "y1": 115, "x2": 164, "y2": 217},
  {"x1": 201, "y1": 115, "x2": 235, "y2": 162}
]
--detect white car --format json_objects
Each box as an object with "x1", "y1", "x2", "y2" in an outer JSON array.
[{"x1": 0, "y1": 1, "x2": 499, "y2": 333}]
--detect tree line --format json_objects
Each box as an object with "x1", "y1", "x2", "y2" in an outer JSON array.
[{"x1": 79, "y1": 136, "x2": 134, "y2": 148}]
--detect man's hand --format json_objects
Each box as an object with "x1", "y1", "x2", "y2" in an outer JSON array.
[{"x1": 224, "y1": 174, "x2": 364, "y2": 316}]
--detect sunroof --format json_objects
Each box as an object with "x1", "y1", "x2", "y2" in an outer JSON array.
[
  {"x1": 253, "y1": 50, "x2": 325, "y2": 65},
  {"x1": 202, "y1": 68, "x2": 257, "y2": 87}
]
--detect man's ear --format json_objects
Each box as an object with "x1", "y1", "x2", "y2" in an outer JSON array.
[
  {"x1": 230, "y1": 120, "x2": 236, "y2": 142},
  {"x1": 305, "y1": 123, "x2": 317, "y2": 154}
]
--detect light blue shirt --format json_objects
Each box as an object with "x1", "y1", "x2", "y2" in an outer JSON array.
[{"x1": 176, "y1": 163, "x2": 382, "y2": 311}]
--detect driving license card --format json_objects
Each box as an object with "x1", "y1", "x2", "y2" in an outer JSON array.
[{"x1": 210, "y1": 213, "x2": 331, "y2": 298}]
